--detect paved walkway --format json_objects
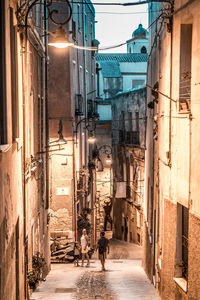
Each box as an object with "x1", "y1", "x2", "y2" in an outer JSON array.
[{"x1": 31, "y1": 240, "x2": 160, "y2": 300}]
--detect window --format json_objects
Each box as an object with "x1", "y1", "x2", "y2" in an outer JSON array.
[
  {"x1": 84, "y1": 13, "x2": 87, "y2": 39},
  {"x1": 10, "y1": 7, "x2": 19, "y2": 141},
  {"x1": 78, "y1": 5, "x2": 81, "y2": 31},
  {"x1": 137, "y1": 233, "x2": 141, "y2": 243},
  {"x1": 141, "y1": 46, "x2": 147, "y2": 53},
  {"x1": 126, "y1": 112, "x2": 133, "y2": 144},
  {"x1": 72, "y1": 19, "x2": 76, "y2": 41},
  {"x1": 176, "y1": 203, "x2": 189, "y2": 280},
  {"x1": 137, "y1": 210, "x2": 141, "y2": 228},
  {"x1": 179, "y1": 24, "x2": 192, "y2": 111},
  {"x1": 119, "y1": 111, "x2": 125, "y2": 144},
  {"x1": 75, "y1": 94, "x2": 83, "y2": 115},
  {"x1": 132, "y1": 79, "x2": 145, "y2": 88},
  {"x1": 90, "y1": 22, "x2": 94, "y2": 41},
  {"x1": 87, "y1": 99, "x2": 93, "y2": 118},
  {"x1": 0, "y1": 0, "x2": 7, "y2": 145},
  {"x1": 79, "y1": 66, "x2": 83, "y2": 95},
  {"x1": 133, "y1": 112, "x2": 140, "y2": 145}
]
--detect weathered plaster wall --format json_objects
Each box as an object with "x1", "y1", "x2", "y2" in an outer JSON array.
[
  {"x1": 111, "y1": 87, "x2": 146, "y2": 245},
  {"x1": 48, "y1": 1, "x2": 96, "y2": 243},
  {"x1": 144, "y1": 1, "x2": 200, "y2": 299},
  {"x1": 0, "y1": 1, "x2": 50, "y2": 299}
]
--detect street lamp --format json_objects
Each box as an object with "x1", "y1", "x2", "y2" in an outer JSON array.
[
  {"x1": 17, "y1": 0, "x2": 98, "y2": 51},
  {"x1": 48, "y1": 26, "x2": 74, "y2": 49},
  {"x1": 105, "y1": 154, "x2": 112, "y2": 165},
  {"x1": 88, "y1": 132, "x2": 96, "y2": 144},
  {"x1": 93, "y1": 144, "x2": 112, "y2": 171},
  {"x1": 75, "y1": 117, "x2": 97, "y2": 144}
]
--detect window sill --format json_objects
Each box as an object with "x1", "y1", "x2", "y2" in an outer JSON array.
[
  {"x1": 174, "y1": 277, "x2": 187, "y2": 293},
  {"x1": 178, "y1": 110, "x2": 190, "y2": 114},
  {"x1": 0, "y1": 144, "x2": 12, "y2": 153}
]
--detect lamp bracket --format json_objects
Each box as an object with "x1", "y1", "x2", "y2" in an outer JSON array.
[{"x1": 17, "y1": 0, "x2": 72, "y2": 33}]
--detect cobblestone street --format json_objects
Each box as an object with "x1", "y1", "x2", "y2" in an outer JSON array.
[{"x1": 31, "y1": 240, "x2": 160, "y2": 300}]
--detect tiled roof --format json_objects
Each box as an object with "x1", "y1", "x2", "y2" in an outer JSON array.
[
  {"x1": 96, "y1": 53, "x2": 148, "y2": 63},
  {"x1": 100, "y1": 60, "x2": 121, "y2": 78}
]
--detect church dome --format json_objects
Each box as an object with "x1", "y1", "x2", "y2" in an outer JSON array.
[{"x1": 132, "y1": 24, "x2": 148, "y2": 38}]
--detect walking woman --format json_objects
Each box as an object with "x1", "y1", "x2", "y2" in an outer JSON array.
[{"x1": 80, "y1": 229, "x2": 90, "y2": 267}]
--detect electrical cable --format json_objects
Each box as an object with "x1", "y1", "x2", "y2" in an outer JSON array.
[
  {"x1": 68, "y1": 1, "x2": 172, "y2": 6},
  {"x1": 70, "y1": 8, "x2": 170, "y2": 15},
  {"x1": 98, "y1": 12, "x2": 166, "y2": 50}
]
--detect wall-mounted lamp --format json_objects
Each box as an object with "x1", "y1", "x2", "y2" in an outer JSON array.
[
  {"x1": 105, "y1": 154, "x2": 112, "y2": 165},
  {"x1": 48, "y1": 26, "x2": 74, "y2": 49},
  {"x1": 92, "y1": 144, "x2": 112, "y2": 171},
  {"x1": 75, "y1": 117, "x2": 97, "y2": 144},
  {"x1": 17, "y1": 0, "x2": 98, "y2": 51},
  {"x1": 88, "y1": 132, "x2": 96, "y2": 144}
]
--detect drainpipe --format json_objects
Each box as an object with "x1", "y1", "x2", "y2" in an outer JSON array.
[
  {"x1": 188, "y1": 113, "x2": 192, "y2": 209},
  {"x1": 21, "y1": 31, "x2": 28, "y2": 299},
  {"x1": 168, "y1": 6, "x2": 174, "y2": 167},
  {"x1": 82, "y1": 0, "x2": 87, "y2": 165},
  {"x1": 44, "y1": 1, "x2": 49, "y2": 213}
]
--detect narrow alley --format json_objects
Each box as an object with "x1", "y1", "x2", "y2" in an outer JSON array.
[
  {"x1": 1, "y1": 0, "x2": 200, "y2": 299},
  {"x1": 31, "y1": 240, "x2": 160, "y2": 300}
]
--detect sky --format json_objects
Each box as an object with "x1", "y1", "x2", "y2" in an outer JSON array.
[{"x1": 92, "y1": 0, "x2": 148, "y2": 53}]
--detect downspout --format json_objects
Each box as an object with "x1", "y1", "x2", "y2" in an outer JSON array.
[
  {"x1": 44, "y1": 2, "x2": 51, "y2": 270},
  {"x1": 71, "y1": 1, "x2": 77, "y2": 244},
  {"x1": 44, "y1": 1, "x2": 49, "y2": 212},
  {"x1": 188, "y1": 114, "x2": 192, "y2": 209},
  {"x1": 82, "y1": 1, "x2": 95, "y2": 244},
  {"x1": 82, "y1": 0, "x2": 87, "y2": 165},
  {"x1": 21, "y1": 32, "x2": 28, "y2": 299},
  {"x1": 73, "y1": 139, "x2": 77, "y2": 240},
  {"x1": 168, "y1": 6, "x2": 174, "y2": 168}
]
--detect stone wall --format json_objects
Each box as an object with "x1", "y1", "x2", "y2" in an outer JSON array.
[{"x1": 0, "y1": 1, "x2": 50, "y2": 299}]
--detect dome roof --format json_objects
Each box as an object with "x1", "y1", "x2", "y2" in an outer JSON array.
[{"x1": 132, "y1": 24, "x2": 148, "y2": 38}]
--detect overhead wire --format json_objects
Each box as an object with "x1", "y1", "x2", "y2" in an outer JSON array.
[
  {"x1": 68, "y1": 1, "x2": 172, "y2": 6},
  {"x1": 98, "y1": 10, "x2": 168, "y2": 50}
]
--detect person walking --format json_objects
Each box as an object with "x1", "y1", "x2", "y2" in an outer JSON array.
[
  {"x1": 80, "y1": 229, "x2": 90, "y2": 267},
  {"x1": 73, "y1": 241, "x2": 81, "y2": 267},
  {"x1": 97, "y1": 231, "x2": 109, "y2": 271}
]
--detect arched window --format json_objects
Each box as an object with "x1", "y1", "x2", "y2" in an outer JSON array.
[{"x1": 141, "y1": 46, "x2": 147, "y2": 53}]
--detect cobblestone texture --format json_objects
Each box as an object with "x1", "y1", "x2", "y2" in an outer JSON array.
[{"x1": 31, "y1": 239, "x2": 160, "y2": 300}]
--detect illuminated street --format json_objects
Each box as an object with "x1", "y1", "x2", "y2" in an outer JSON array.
[
  {"x1": 31, "y1": 240, "x2": 160, "y2": 300},
  {"x1": 1, "y1": 0, "x2": 200, "y2": 299}
]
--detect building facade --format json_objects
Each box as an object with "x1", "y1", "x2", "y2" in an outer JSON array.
[
  {"x1": 95, "y1": 25, "x2": 148, "y2": 243},
  {"x1": 0, "y1": 1, "x2": 50, "y2": 299},
  {"x1": 112, "y1": 87, "x2": 147, "y2": 244},
  {"x1": 48, "y1": 0, "x2": 97, "y2": 244},
  {"x1": 144, "y1": 0, "x2": 200, "y2": 299}
]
